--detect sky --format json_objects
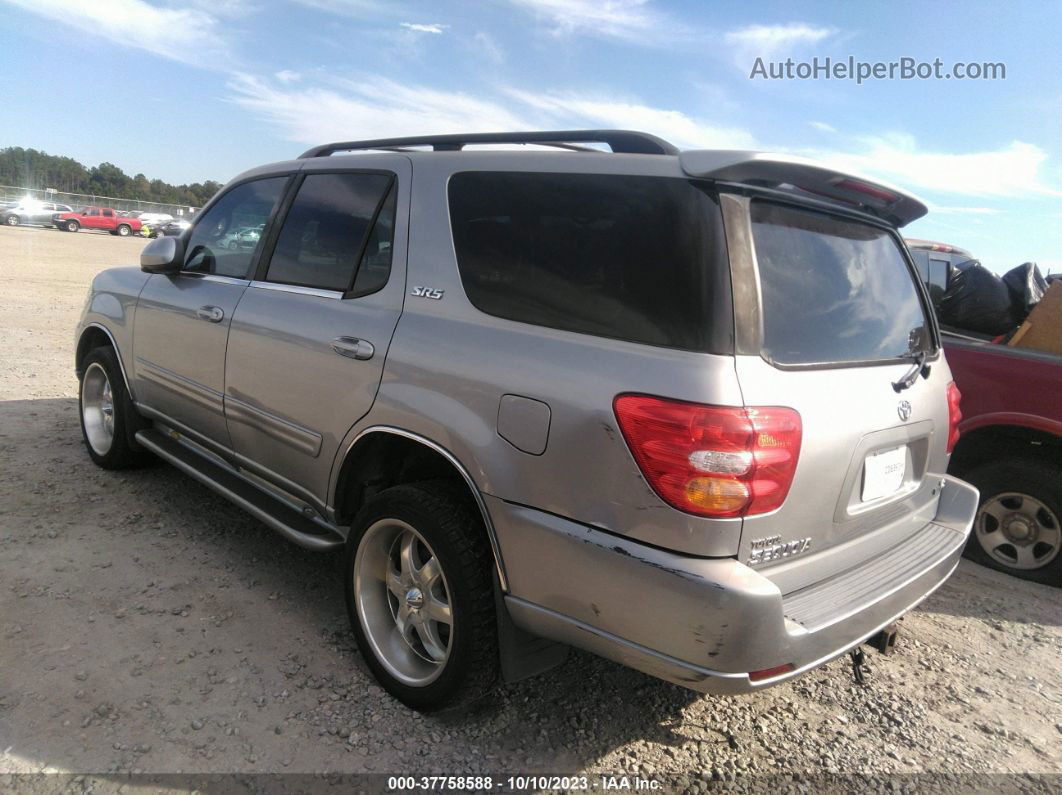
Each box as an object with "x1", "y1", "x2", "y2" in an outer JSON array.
[{"x1": 1, "y1": 0, "x2": 1060, "y2": 274}]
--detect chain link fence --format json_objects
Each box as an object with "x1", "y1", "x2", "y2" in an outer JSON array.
[{"x1": 0, "y1": 184, "x2": 200, "y2": 218}]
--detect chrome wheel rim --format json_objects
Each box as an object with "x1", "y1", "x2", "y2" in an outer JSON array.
[
  {"x1": 354, "y1": 519, "x2": 453, "y2": 686},
  {"x1": 976, "y1": 492, "x2": 1061, "y2": 571},
  {"x1": 81, "y1": 363, "x2": 115, "y2": 456}
]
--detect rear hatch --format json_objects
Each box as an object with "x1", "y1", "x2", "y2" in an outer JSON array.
[{"x1": 729, "y1": 198, "x2": 950, "y2": 593}]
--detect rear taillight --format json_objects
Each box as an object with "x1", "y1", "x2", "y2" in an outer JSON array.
[
  {"x1": 946, "y1": 382, "x2": 962, "y2": 453},
  {"x1": 613, "y1": 395, "x2": 802, "y2": 519}
]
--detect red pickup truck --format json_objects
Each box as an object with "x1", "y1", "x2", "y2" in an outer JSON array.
[
  {"x1": 944, "y1": 333, "x2": 1061, "y2": 585},
  {"x1": 908, "y1": 239, "x2": 1061, "y2": 585},
  {"x1": 54, "y1": 206, "x2": 142, "y2": 236}
]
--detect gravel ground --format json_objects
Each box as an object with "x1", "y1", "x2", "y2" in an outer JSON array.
[{"x1": 1, "y1": 224, "x2": 1061, "y2": 790}]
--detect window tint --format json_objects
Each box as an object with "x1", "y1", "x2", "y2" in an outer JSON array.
[
  {"x1": 103, "y1": 209, "x2": 114, "y2": 218},
  {"x1": 184, "y1": 177, "x2": 287, "y2": 278},
  {"x1": 265, "y1": 173, "x2": 393, "y2": 292},
  {"x1": 87, "y1": 209, "x2": 99, "y2": 217},
  {"x1": 750, "y1": 202, "x2": 931, "y2": 366},
  {"x1": 448, "y1": 172, "x2": 729, "y2": 351},
  {"x1": 352, "y1": 183, "x2": 396, "y2": 295}
]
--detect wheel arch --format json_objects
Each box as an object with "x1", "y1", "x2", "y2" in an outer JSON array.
[
  {"x1": 76, "y1": 323, "x2": 136, "y2": 401},
  {"x1": 333, "y1": 426, "x2": 509, "y2": 590},
  {"x1": 951, "y1": 420, "x2": 1062, "y2": 474}
]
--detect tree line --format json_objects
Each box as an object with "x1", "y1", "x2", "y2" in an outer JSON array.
[{"x1": 0, "y1": 147, "x2": 222, "y2": 207}]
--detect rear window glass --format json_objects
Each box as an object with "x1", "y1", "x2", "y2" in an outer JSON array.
[
  {"x1": 751, "y1": 202, "x2": 930, "y2": 366},
  {"x1": 448, "y1": 172, "x2": 731, "y2": 352}
]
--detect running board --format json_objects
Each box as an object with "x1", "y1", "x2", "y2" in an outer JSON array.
[{"x1": 134, "y1": 428, "x2": 345, "y2": 551}]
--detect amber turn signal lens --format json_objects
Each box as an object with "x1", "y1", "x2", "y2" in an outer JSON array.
[{"x1": 683, "y1": 477, "x2": 750, "y2": 513}]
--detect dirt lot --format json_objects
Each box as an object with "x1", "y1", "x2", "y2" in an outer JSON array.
[{"x1": 1, "y1": 224, "x2": 1060, "y2": 788}]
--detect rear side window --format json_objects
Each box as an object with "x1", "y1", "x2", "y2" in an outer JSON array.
[
  {"x1": 750, "y1": 202, "x2": 931, "y2": 366},
  {"x1": 449, "y1": 172, "x2": 731, "y2": 352},
  {"x1": 266, "y1": 173, "x2": 393, "y2": 292}
]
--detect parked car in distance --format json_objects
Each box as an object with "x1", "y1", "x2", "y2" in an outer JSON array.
[
  {"x1": 157, "y1": 219, "x2": 192, "y2": 237},
  {"x1": 137, "y1": 212, "x2": 174, "y2": 227},
  {"x1": 54, "y1": 206, "x2": 142, "y2": 236},
  {"x1": 3, "y1": 200, "x2": 74, "y2": 227},
  {"x1": 910, "y1": 239, "x2": 1062, "y2": 584},
  {"x1": 75, "y1": 130, "x2": 978, "y2": 711},
  {"x1": 217, "y1": 223, "x2": 263, "y2": 249}
]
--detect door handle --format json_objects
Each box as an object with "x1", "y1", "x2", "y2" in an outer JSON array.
[
  {"x1": 331, "y1": 336, "x2": 375, "y2": 361},
  {"x1": 196, "y1": 305, "x2": 224, "y2": 323}
]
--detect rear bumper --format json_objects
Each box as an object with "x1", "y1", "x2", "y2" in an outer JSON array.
[{"x1": 490, "y1": 475, "x2": 978, "y2": 694}]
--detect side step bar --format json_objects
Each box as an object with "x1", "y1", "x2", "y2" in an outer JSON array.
[{"x1": 135, "y1": 428, "x2": 344, "y2": 551}]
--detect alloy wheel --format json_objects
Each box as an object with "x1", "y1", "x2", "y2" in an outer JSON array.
[{"x1": 354, "y1": 519, "x2": 453, "y2": 686}]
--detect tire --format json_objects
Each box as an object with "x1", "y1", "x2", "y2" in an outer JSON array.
[
  {"x1": 78, "y1": 346, "x2": 153, "y2": 469},
  {"x1": 5, "y1": 214, "x2": 19, "y2": 226},
  {"x1": 958, "y1": 457, "x2": 1062, "y2": 586},
  {"x1": 117, "y1": 224, "x2": 131, "y2": 236},
  {"x1": 65, "y1": 220, "x2": 80, "y2": 232},
  {"x1": 344, "y1": 481, "x2": 499, "y2": 711}
]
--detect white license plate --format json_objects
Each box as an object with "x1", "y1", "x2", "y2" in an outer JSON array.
[{"x1": 861, "y1": 446, "x2": 907, "y2": 502}]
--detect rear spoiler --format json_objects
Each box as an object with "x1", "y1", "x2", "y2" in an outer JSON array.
[{"x1": 680, "y1": 150, "x2": 927, "y2": 228}]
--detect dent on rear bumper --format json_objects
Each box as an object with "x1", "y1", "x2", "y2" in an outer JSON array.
[{"x1": 488, "y1": 475, "x2": 978, "y2": 694}]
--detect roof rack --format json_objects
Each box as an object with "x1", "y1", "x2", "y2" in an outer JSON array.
[{"x1": 298, "y1": 130, "x2": 679, "y2": 159}]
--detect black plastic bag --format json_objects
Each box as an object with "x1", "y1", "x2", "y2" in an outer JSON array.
[
  {"x1": 1002, "y1": 261, "x2": 1048, "y2": 322},
  {"x1": 938, "y1": 259, "x2": 1016, "y2": 335}
]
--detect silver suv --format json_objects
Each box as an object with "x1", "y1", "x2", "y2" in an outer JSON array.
[
  {"x1": 3, "y1": 200, "x2": 74, "y2": 226},
  {"x1": 75, "y1": 130, "x2": 978, "y2": 710}
]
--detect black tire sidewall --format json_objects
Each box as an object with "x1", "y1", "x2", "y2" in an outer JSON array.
[
  {"x1": 66, "y1": 221, "x2": 79, "y2": 232},
  {"x1": 959, "y1": 458, "x2": 1062, "y2": 585},
  {"x1": 78, "y1": 347, "x2": 148, "y2": 469},
  {"x1": 343, "y1": 483, "x2": 497, "y2": 710}
]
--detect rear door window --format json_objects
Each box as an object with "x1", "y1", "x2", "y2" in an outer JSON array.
[
  {"x1": 448, "y1": 171, "x2": 731, "y2": 352},
  {"x1": 750, "y1": 201, "x2": 931, "y2": 366},
  {"x1": 264, "y1": 172, "x2": 393, "y2": 293}
]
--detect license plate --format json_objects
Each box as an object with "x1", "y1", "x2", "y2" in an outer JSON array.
[{"x1": 861, "y1": 446, "x2": 907, "y2": 502}]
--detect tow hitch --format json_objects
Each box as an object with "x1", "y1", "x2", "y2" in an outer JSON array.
[
  {"x1": 868, "y1": 622, "x2": 901, "y2": 655},
  {"x1": 850, "y1": 622, "x2": 902, "y2": 685}
]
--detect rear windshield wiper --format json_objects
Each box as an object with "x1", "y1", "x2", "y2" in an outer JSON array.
[{"x1": 892, "y1": 349, "x2": 931, "y2": 393}]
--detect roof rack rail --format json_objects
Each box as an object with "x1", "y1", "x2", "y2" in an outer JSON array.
[{"x1": 298, "y1": 130, "x2": 679, "y2": 159}]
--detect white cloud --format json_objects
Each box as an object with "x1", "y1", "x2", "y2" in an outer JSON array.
[
  {"x1": 1, "y1": 0, "x2": 229, "y2": 65},
  {"x1": 508, "y1": 91, "x2": 757, "y2": 150},
  {"x1": 814, "y1": 135, "x2": 1061, "y2": 198},
  {"x1": 400, "y1": 22, "x2": 448, "y2": 34},
  {"x1": 227, "y1": 74, "x2": 531, "y2": 144},
  {"x1": 228, "y1": 74, "x2": 758, "y2": 154},
  {"x1": 274, "y1": 69, "x2": 302, "y2": 84},
  {"x1": 505, "y1": 0, "x2": 667, "y2": 43},
  {"x1": 927, "y1": 205, "x2": 1001, "y2": 215},
  {"x1": 810, "y1": 120, "x2": 836, "y2": 134},
  {"x1": 724, "y1": 23, "x2": 837, "y2": 59},
  {"x1": 472, "y1": 31, "x2": 504, "y2": 63},
  {"x1": 291, "y1": 0, "x2": 388, "y2": 15}
]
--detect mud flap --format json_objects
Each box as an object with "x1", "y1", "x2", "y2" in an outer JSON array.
[{"x1": 494, "y1": 574, "x2": 569, "y2": 684}]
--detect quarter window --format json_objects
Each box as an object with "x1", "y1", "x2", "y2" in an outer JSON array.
[
  {"x1": 448, "y1": 171, "x2": 730, "y2": 351},
  {"x1": 183, "y1": 177, "x2": 287, "y2": 278},
  {"x1": 265, "y1": 173, "x2": 394, "y2": 293}
]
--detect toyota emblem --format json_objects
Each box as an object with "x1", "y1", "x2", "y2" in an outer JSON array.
[{"x1": 897, "y1": 400, "x2": 912, "y2": 421}]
